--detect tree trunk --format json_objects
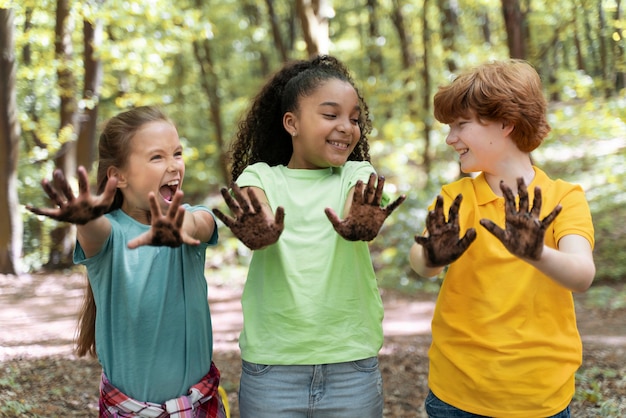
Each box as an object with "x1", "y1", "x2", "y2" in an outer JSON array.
[
  {"x1": 366, "y1": 0, "x2": 384, "y2": 76},
  {"x1": 421, "y1": 0, "x2": 433, "y2": 179},
  {"x1": 192, "y1": 38, "x2": 230, "y2": 184},
  {"x1": 0, "y1": 8, "x2": 23, "y2": 275},
  {"x1": 501, "y1": 0, "x2": 527, "y2": 59},
  {"x1": 614, "y1": 0, "x2": 625, "y2": 91},
  {"x1": 77, "y1": 10, "x2": 103, "y2": 172},
  {"x1": 264, "y1": 0, "x2": 289, "y2": 63},
  {"x1": 296, "y1": 0, "x2": 334, "y2": 57},
  {"x1": 47, "y1": 0, "x2": 78, "y2": 269},
  {"x1": 437, "y1": 0, "x2": 459, "y2": 73}
]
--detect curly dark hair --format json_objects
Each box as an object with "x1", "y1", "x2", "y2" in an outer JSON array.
[{"x1": 229, "y1": 55, "x2": 372, "y2": 181}]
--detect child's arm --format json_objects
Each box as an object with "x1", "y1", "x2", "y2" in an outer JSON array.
[
  {"x1": 325, "y1": 173, "x2": 406, "y2": 241},
  {"x1": 480, "y1": 178, "x2": 595, "y2": 292},
  {"x1": 27, "y1": 166, "x2": 117, "y2": 258},
  {"x1": 127, "y1": 191, "x2": 214, "y2": 249},
  {"x1": 212, "y1": 182, "x2": 284, "y2": 250},
  {"x1": 410, "y1": 193, "x2": 477, "y2": 277}
]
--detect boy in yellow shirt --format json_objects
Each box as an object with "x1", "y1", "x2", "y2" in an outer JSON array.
[{"x1": 410, "y1": 60, "x2": 595, "y2": 417}]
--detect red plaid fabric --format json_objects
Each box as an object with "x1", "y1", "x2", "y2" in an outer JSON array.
[{"x1": 99, "y1": 362, "x2": 225, "y2": 418}]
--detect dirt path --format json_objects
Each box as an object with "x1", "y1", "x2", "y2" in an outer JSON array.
[{"x1": 1, "y1": 272, "x2": 625, "y2": 417}]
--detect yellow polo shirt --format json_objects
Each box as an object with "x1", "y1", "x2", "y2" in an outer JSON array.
[{"x1": 428, "y1": 167, "x2": 594, "y2": 417}]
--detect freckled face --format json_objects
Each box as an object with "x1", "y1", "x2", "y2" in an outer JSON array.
[
  {"x1": 115, "y1": 121, "x2": 184, "y2": 222},
  {"x1": 285, "y1": 79, "x2": 361, "y2": 169}
]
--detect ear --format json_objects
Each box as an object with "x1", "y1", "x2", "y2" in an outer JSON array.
[
  {"x1": 107, "y1": 166, "x2": 126, "y2": 188},
  {"x1": 283, "y1": 112, "x2": 298, "y2": 137},
  {"x1": 501, "y1": 122, "x2": 514, "y2": 137}
]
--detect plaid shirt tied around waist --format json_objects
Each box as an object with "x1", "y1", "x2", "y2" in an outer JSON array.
[{"x1": 99, "y1": 361, "x2": 225, "y2": 418}]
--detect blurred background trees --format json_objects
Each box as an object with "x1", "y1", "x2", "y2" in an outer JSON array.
[{"x1": 1, "y1": 0, "x2": 624, "y2": 288}]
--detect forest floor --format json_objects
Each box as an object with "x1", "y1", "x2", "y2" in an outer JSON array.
[{"x1": 1, "y1": 272, "x2": 625, "y2": 417}]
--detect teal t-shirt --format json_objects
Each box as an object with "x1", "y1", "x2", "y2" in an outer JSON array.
[
  {"x1": 73, "y1": 206, "x2": 218, "y2": 404},
  {"x1": 236, "y1": 161, "x2": 384, "y2": 365}
]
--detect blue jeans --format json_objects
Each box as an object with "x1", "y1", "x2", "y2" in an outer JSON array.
[
  {"x1": 425, "y1": 390, "x2": 571, "y2": 418},
  {"x1": 238, "y1": 357, "x2": 383, "y2": 418}
]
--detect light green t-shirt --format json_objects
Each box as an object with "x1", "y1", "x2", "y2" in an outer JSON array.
[
  {"x1": 74, "y1": 206, "x2": 218, "y2": 404},
  {"x1": 236, "y1": 161, "x2": 384, "y2": 365}
]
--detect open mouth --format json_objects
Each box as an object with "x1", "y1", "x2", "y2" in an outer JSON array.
[
  {"x1": 159, "y1": 180, "x2": 180, "y2": 202},
  {"x1": 327, "y1": 140, "x2": 350, "y2": 150}
]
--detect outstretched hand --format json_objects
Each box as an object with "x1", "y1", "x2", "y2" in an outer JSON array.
[
  {"x1": 480, "y1": 178, "x2": 561, "y2": 261},
  {"x1": 325, "y1": 173, "x2": 406, "y2": 241},
  {"x1": 26, "y1": 166, "x2": 117, "y2": 225},
  {"x1": 212, "y1": 182, "x2": 285, "y2": 250},
  {"x1": 127, "y1": 190, "x2": 198, "y2": 249},
  {"x1": 414, "y1": 194, "x2": 477, "y2": 267}
]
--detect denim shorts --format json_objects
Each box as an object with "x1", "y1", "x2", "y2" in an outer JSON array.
[
  {"x1": 425, "y1": 390, "x2": 571, "y2": 418},
  {"x1": 238, "y1": 357, "x2": 383, "y2": 418}
]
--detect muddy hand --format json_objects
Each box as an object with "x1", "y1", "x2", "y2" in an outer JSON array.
[
  {"x1": 414, "y1": 194, "x2": 477, "y2": 267},
  {"x1": 127, "y1": 191, "x2": 194, "y2": 248},
  {"x1": 325, "y1": 173, "x2": 406, "y2": 241},
  {"x1": 213, "y1": 182, "x2": 284, "y2": 250},
  {"x1": 26, "y1": 166, "x2": 117, "y2": 225},
  {"x1": 480, "y1": 178, "x2": 561, "y2": 261}
]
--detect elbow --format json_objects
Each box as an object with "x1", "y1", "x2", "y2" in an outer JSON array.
[{"x1": 572, "y1": 263, "x2": 596, "y2": 293}]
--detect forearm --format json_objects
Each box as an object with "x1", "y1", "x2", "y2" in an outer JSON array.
[
  {"x1": 184, "y1": 210, "x2": 216, "y2": 243},
  {"x1": 524, "y1": 235, "x2": 595, "y2": 293},
  {"x1": 409, "y1": 243, "x2": 444, "y2": 278}
]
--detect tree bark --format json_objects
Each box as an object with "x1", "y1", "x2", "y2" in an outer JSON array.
[
  {"x1": 366, "y1": 0, "x2": 384, "y2": 76},
  {"x1": 264, "y1": 0, "x2": 289, "y2": 63},
  {"x1": 77, "y1": 9, "x2": 103, "y2": 172},
  {"x1": 0, "y1": 8, "x2": 23, "y2": 275},
  {"x1": 296, "y1": 0, "x2": 334, "y2": 57},
  {"x1": 501, "y1": 0, "x2": 527, "y2": 59},
  {"x1": 47, "y1": 0, "x2": 79, "y2": 269}
]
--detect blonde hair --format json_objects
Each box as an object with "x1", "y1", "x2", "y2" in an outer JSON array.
[{"x1": 433, "y1": 59, "x2": 550, "y2": 152}]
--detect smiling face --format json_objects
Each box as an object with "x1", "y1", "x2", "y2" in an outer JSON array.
[
  {"x1": 445, "y1": 114, "x2": 515, "y2": 175},
  {"x1": 112, "y1": 120, "x2": 184, "y2": 223},
  {"x1": 283, "y1": 78, "x2": 361, "y2": 169}
]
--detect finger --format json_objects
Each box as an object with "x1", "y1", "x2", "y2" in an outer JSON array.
[
  {"x1": 414, "y1": 235, "x2": 428, "y2": 246},
  {"x1": 76, "y1": 166, "x2": 90, "y2": 195},
  {"x1": 41, "y1": 179, "x2": 64, "y2": 205},
  {"x1": 364, "y1": 173, "x2": 377, "y2": 204},
  {"x1": 500, "y1": 182, "x2": 517, "y2": 217},
  {"x1": 247, "y1": 188, "x2": 264, "y2": 214},
  {"x1": 541, "y1": 204, "x2": 562, "y2": 227},
  {"x1": 274, "y1": 206, "x2": 285, "y2": 226},
  {"x1": 220, "y1": 187, "x2": 242, "y2": 216},
  {"x1": 26, "y1": 205, "x2": 57, "y2": 218},
  {"x1": 384, "y1": 194, "x2": 406, "y2": 215},
  {"x1": 101, "y1": 176, "x2": 119, "y2": 203},
  {"x1": 174, "y1": 205, "x2": 186, "y2": 229},
  {"x1": 53, "y1": 169, "x2": 76, "y2": 201},
  {"x1": 433, "y1": 195, "x2": 446, "y2": 224},
  {"x1": 324, "y1": 207, "x2": 342, "y2": 228},
  {"x1": 372, "y1": 175, "x2": 385, "y2": 205},
  {"x1": 147, "y1": 192, "x2": 163, "y2": 220},
  {"x1": 127, "y1": 233, "x2": 151, "y2": 249},
  {"x1": 517, "y1": 178, "x2": 529, "y2": 214},
  {"x1": 479, "y1": 219, "x2": 507, "y2": 242},
  {"x1": 448, "y1": 194, "x2": 463, "y2": 226},
  {"x1": 231, "y1": 182, "x2": 251, "y2": 213},
  {"x1": 352, "y1": 180, "x2": 365, "y2": 205},
  {"x1": 458, "y1": 228, "x2": 477, "y2": 250},
  {"x1": 212, "y1": 208, "x2": 236, "y2": 228},
  {"x1": 167, "y1": 190, "x2": 184, "y2": 218},
  {"x1": 530, "y1": 186, "x2": 543, "y2": 218}
]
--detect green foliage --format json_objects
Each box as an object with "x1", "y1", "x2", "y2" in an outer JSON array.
[{"x1": 6, "y1": 0, "x2": 626, "y2": 283}]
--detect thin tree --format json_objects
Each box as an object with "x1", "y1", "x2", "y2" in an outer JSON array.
[
  {"x1": 0, "y1": 8, "x2": 23, "y2": 275},
  {"x1": 501, "y1": 0, "x2": 527, "y2": 59},
  {"x1": 47, "y1": 0, "x2": 79, "y2": 268},
  {"x1": 296, "y1": 0, "x2": 334, "y2": 57}
]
